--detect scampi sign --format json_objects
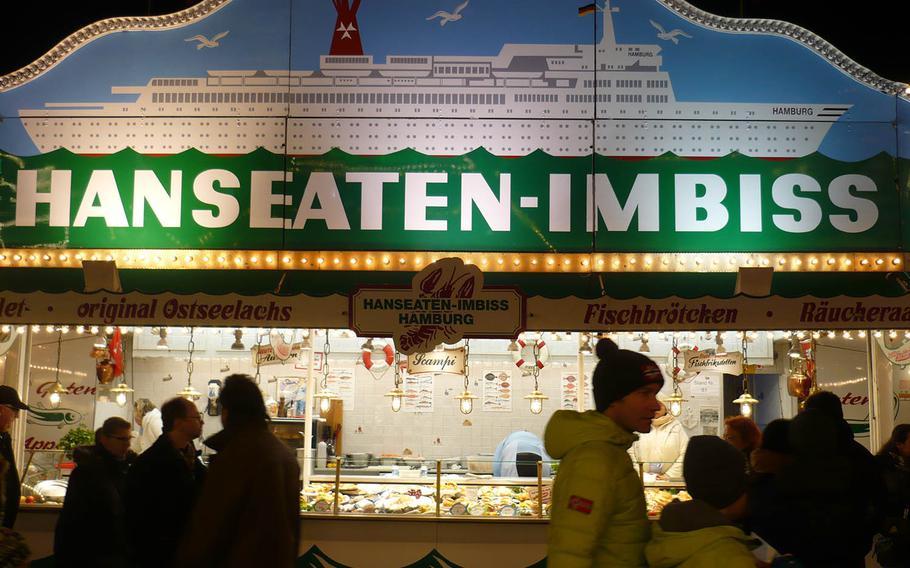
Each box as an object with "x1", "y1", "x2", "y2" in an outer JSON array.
[
  {"x1": 350, "y1": 258, "x2": 525, "y2": 355},
  {"x1": 0, "y1": 150, "x2": 900, "y2": 253},
  {"x1": 407, "y1": 347, "x2": 466, "y2": 376}
]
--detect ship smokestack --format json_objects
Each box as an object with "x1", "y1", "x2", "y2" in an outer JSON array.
[
  {"x1": 600, "y1": 0, "x2": 618, "y2": 48},
  {"x1": 330, "y1": 0, "x2": 364, "y2": 55}
]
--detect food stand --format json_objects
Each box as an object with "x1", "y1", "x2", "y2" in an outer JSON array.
[{"x1": 2, "y1": 0, "x2": 910, "y2": 565}]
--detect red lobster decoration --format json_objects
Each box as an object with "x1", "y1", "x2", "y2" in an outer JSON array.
[{"x1": 397, "y1": 259, "x2": 479, "y2": 354}]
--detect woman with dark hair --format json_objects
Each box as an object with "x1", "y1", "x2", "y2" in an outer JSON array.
[
  {"x1": 874, "y1": 424, "x2": 910, "y2": 567},
  {"x1": 723, "y1": 415, "x2": 762, "y2": 474}
]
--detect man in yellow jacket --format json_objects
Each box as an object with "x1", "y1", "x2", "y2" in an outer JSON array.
[{"x1": 545, "y1": 338, "x2": 664, "y2": 567}]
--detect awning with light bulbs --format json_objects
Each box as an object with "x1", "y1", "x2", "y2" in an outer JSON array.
[
  {"x1": 2, "y1": 267, "x2": 908, "y2": 298},
  {"x1": 2, "y1": 267, "x2": 910, "y2": 333}
]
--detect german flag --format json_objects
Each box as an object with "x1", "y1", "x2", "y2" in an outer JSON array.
[{"x1": 578, "y1": 3, "x2": 597, "y2": 16}]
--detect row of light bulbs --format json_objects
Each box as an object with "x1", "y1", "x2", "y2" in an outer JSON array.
[
  {"x1": 0, "y1": 249, "x2": 904, "y2": 272},
  {"x1": 602, "y1": 329, "x2": 908, "y2": 343},
  {"x1": 10, "y1": 326, "x2": 910, "y2": 338},
  {"x1": 0, "y1": 325, "x2": 312, "y2": 337}
]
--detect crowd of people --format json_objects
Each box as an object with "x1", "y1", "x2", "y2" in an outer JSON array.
[
  {"x1": 48, "y1": 374, "x2": 300, "y2": 568},
  {"x1": 545, "y1": 338, "x2": 910, "y2": 568},
  {"x1": 0, "y1": 338, "x2": 908, "y2": 567}
]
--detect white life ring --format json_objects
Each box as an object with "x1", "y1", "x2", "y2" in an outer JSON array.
[
  {"x1": 363, "y1": 340, "x2": 395, "y2": 371},
  {"x1": 269, "y1": 330, "x2": 295, "y2": 362},
  {"x1": 513, "y1": 338, "x2": 549, "y2": 369}
]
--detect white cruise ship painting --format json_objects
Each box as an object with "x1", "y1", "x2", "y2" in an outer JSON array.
[{"x1": 13, "y1": 0, "x2": 854, "y2": 158}]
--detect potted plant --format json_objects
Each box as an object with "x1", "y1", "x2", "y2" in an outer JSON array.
[{"x1": 58, "y1": 425, "x2": 95, "y2": 460}]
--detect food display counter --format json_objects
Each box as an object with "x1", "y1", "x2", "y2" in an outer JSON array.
[
  {"x1": 297, "y1": 459, "x2": 687, "y2": 520},
  {"x1": 19, "y1": 454, "x2": 687, "y2": 520},
  {"x1": 302, "y1": 460, "x2": 549, "y2": 518}
]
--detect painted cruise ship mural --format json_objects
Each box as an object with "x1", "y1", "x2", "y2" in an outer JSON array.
[{"x1": 10, "y1": 0, "x2": 861, "y2": 158}]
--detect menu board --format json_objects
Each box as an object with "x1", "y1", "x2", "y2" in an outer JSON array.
[
  {"x1": 326, "y1": 368, "x2": 355, "y2": 411},
  {"x1": 403, "y1": 374, "x2": 434, "y2": 413},
  {"x1": 683, "y1": 374, "x2": 721, "y2": 436},
  {"x1": 481, "y1": 370, "x2": 512, "y2": 412},
  {"x1": 561, "y1": 372, "x2": 586, "y2": 410}
]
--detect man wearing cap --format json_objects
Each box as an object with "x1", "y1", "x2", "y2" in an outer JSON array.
[
  {"x1": 645, "y1": 435, "x2": 756, "y2": 567},
  {"x1": 0, "y1": 385, "x2": 29, "y2": 529},
  {"x1": 544, "y1": 339, "x2": 663, "y2": 567}
]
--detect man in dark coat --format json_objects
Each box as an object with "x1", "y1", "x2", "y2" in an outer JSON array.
[
  {"x1": 126, "y1": 397, "x2": 206, "y2": 568},
  {"x1": 803, "y1": 390, "x2": 886, "y2": 565},
  {"x1": 55, "y1": 416, "x2": 135, "y2": 568},
  {"x1": 0, "y1": 385, "x2": 29, "y2": 529},
  {"x1": 758, "y1": 393, "x2": 886, "y2": 568},
  {"x1": 177, "y1": 374, "x2": 300, "y2": 568}
]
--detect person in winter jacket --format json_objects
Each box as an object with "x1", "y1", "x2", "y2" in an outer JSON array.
[
  {"x1": 176, "y1": 375, "x2": 300, "y2": 568},
  {"x1": 873, "y1": 423, "x2": 910, "y2": 567},
  {"x1": 126, "y1": 397, "x2": 207, "y2": 568},
  {"x1": 544, "y1": 338, "x2": 663, "y2": 568},
  {"x1": 759, "y1": 405, "x2": 880, "y2": 568},
  {"x1": 132, "y1": 398, "x2": 163, "y2": 454},
  {"x1": 493, "y1": 430, "x2": 551, "y2": 478},
  {"x1": 55, "y1": 417, "x2": 135, "y2": 568},
  {"x1": 629, "y1": 396, "x2": 688, "y2": 479},
  {"x1": 646, "y1": 435, "x2": 757, "y2": 568},
  {"x1": 745, "y1": 419, "x2": 796, "y2": 554},
  {"x1": 801, "y1": 391, "x2": 886, "y2": 567}
]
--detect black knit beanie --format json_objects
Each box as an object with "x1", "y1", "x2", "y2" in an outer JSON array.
[
  {"x1": 591, "y1": 338, "x2": 664, "y2": 412},
  {"x1": 684, "y1": 435, "x2": 747, "y2": 509}
]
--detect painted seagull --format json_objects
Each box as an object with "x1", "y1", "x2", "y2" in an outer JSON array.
[
  {"x1": 426, "y1": 0, "x2": 469, "y2": 26},
  {"x1": 649, "y1": 20, "x2": 692, "y2": 44},
  {"x1": 185, "y1": 31, "x2": 230, "y2": 49}
]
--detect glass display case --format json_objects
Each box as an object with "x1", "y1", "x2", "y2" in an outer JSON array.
[
  {"x1": 20, "y1": 447, "x2": 689, "y2": 520},
  {"x1": 299, "y1": 458, "x2": 688, "y2": 519},
  {"x1": 19, "y1": 449, "x2": 71, "y2": 506}
]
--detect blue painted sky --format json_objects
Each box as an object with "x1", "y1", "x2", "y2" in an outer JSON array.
[{"x1": 0, "y1": 0, "x2": 902, "y2": 158}]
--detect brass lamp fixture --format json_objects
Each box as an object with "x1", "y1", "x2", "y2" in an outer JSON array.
[
  {"x1": 787, "y1": 336, "x2": 815, "y2": 402},
  {"x1": 313, "y1": 330, "x2": 339, "y2": 415},
  {"x1": 110, "y1": 381, "x2": 135, "y2": 407},
  {"x1": 638, "y1": 334, "x2": 650, "y2": 353},
  {"x1": 384, "y1": 349, "x2": 404, "y2": 412},
  {"x1": 156, "y1": 327, "x2": 169, "y2": 350},
  {"x1": 715, "y1": 332, "x2": 727, "y2": 356},
  {"x1": 665, "y1": 382, "x2": 686, "y2": 418},
  {"x1": 578, "y1": 333, "x2": 593, "y2": 354},
  {"x1": 455, "y1": 384, "x2": 478, "y2": 415},
  {"x1": 734, "y1": 339, "x2": 759, "y2": 418},
  {"x1": 524, "y1": 388, "x2": 548, "y2": 415},
  {"x1": 523, "y1": 341, "x2": 548, "y2": 414},
  {"x1": 177, "y1": 328, "x2": 201, "y2": 401},
  {"x1": 48, "y1": 331, "x2": 67, "y2": 409},
  {"x1": 454, "y1": 340, "x2": 478, "y2": 414},
  {"x1": 787, "y1": 335, "x2": 802, "y2": 359},
  {"x1": 230, "y1": 329, "x2": 245, "y2": 350},
  {"x1": 665, "y1": 337, "x2": 687, "y2": 418},
  {"x1": 733, "y1": 390, "x2": 760, "y2": 418}
]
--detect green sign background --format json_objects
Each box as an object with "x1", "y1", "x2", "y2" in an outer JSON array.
[{"x1": 0, "y1": 148, "x2": 900, "y2": 253}]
